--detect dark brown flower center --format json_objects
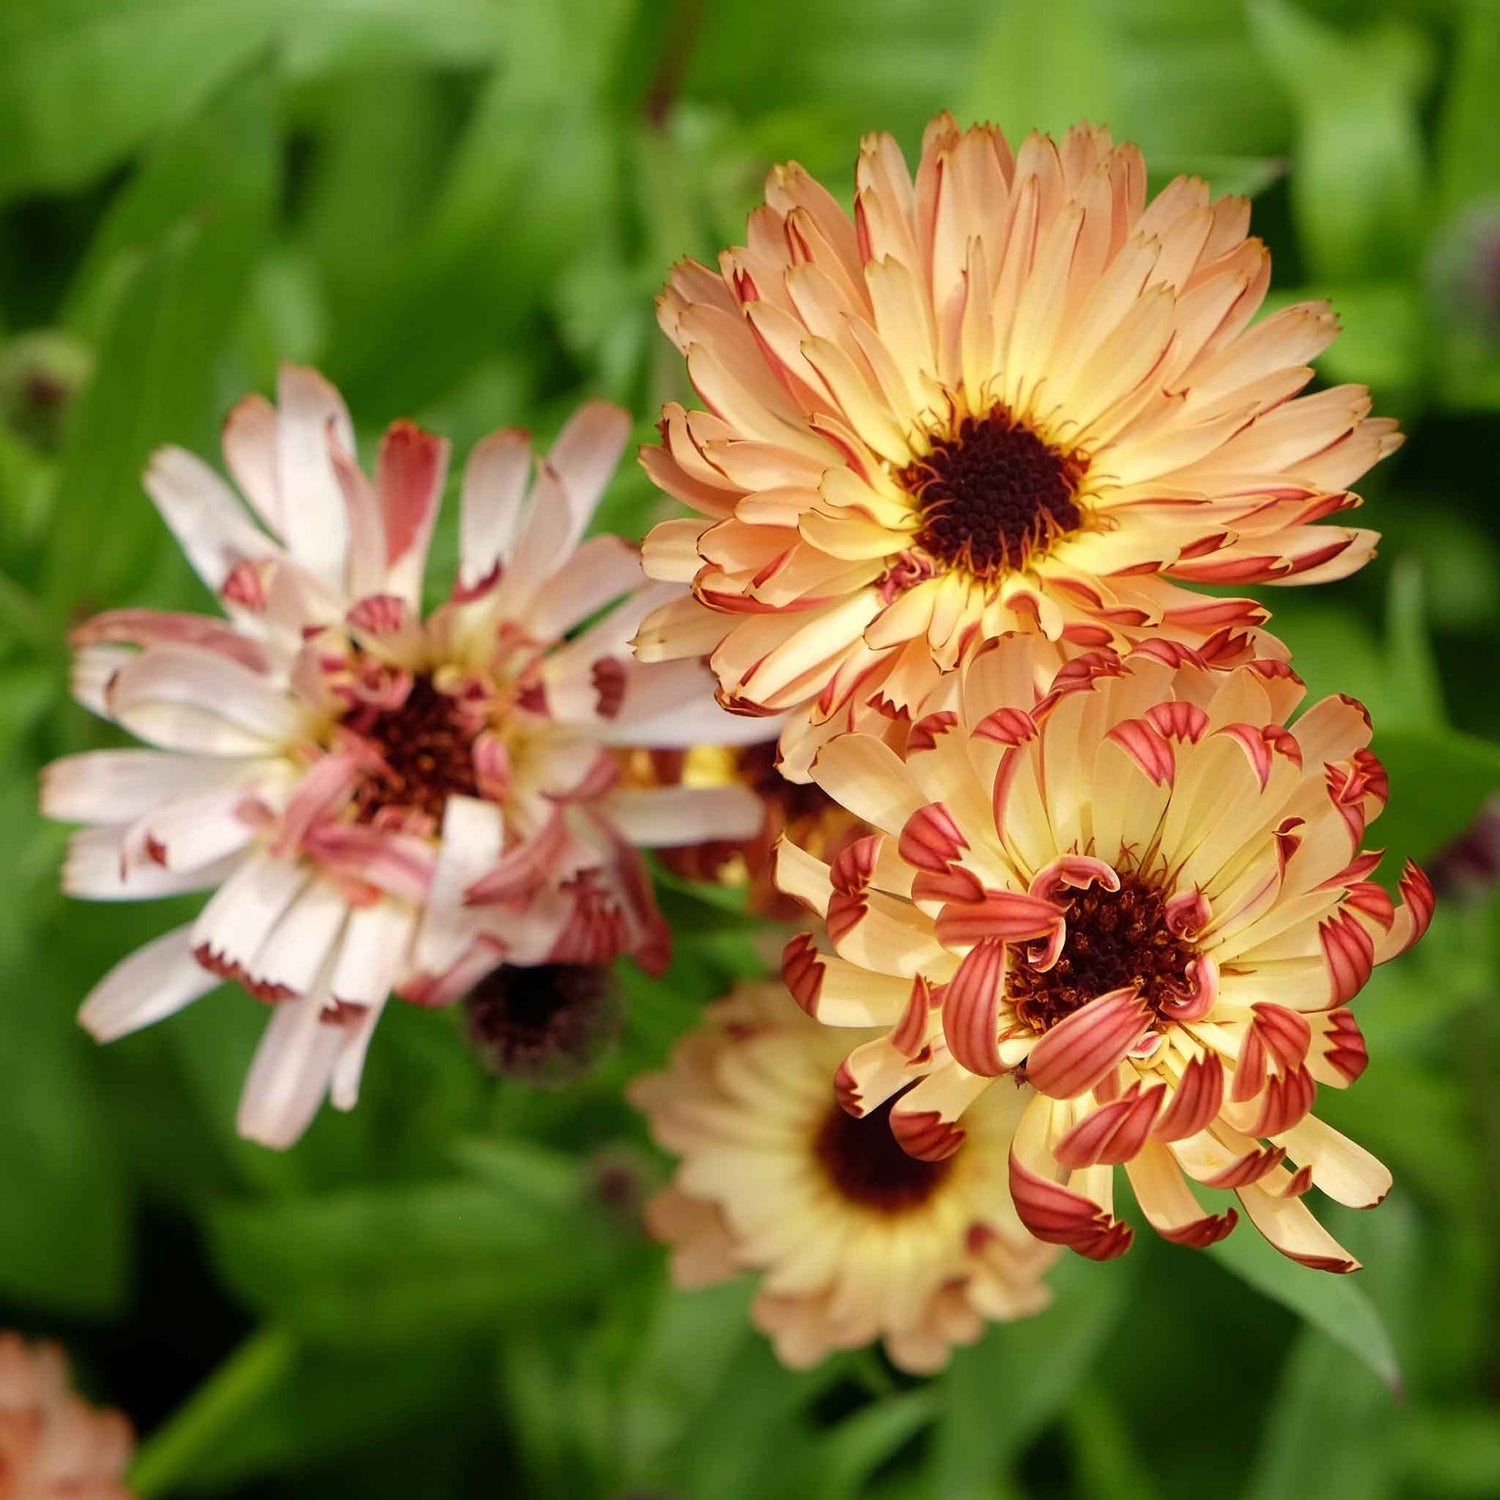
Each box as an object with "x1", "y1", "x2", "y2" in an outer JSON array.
[
  {"x1": 815, "y1": 1095, "x2": 953, "y2": 1213},
  {"x1": 901, "y1": 409, "x2": 1084, "y2": 578},
  {"x1": 347, "y1": 674, "x2": 480, "y2": 824},
  {"x1": 1007, "y1": 873, "x2": 1196, "y2": 1033},
  {"x1": 463, "y1": 961, "x2": 620, "y2": 1083}
]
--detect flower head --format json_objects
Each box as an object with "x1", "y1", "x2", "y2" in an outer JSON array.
[
  {"x1": 0, "y1": 1334, "x2": 133, "y2": 1499},
  {"x1": 635, "y1": 114, "x2": 1400, "y2": 777},
  {"x1": 43, "y1": 366, "x2": 763, "y2": 1147},
  {"x1": 776, "y1": 637, "x2": 1432, "y2": 1270},
  {"x1": 630, "y1": 980, "x2": 1055, "y2": 1373},
  {"x1": 462, "y1": 960, "x2": 621, "y2": 1084}
]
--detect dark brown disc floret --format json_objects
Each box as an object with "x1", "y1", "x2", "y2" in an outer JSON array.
[
  {"x1": 1007, "y1": 873, "x2": 1197, "y2": 1033},
  {"x1": 900, "y1": 409, "x2": 1085, "y2": 578},
  {"x1": 815, "y1": 1095, "x2": 954, "y2": 1213},
  {"x1": 346, "y1": 674, "x2": 481, "y2": 824}
]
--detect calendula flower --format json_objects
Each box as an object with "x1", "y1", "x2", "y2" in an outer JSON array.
[
  {"x1": 627, "y1": 740, "x2": 867, "y2": 920},
  {"x1": 630, "y1": 980, "x2": 1055, "y2": 1373},
  {"x1": 635, "y1": 114, "x2": 1399, "y2": 777},
  {"x1": 776, "y1": 638, "x2": 1432, "y2": 1270},
  {"x1": 43, "y1": 366, "x2": 763, "y2": 1147},
  {"x1": 0, "y1": 1334, "x2": 133, "y2": 1499}
]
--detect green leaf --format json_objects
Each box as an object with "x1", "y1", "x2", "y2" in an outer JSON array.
[
  {"x1": 1243, "y1": 1325, "x2": 1397, "y2": 1500},
  {"x1": 816, "y1": 1390, "x2": 940, "y2": 1500},
  {"x1": 1146, "y1": 154, "x2": 1286, "y2": 200},
  {"x1": 1207, "y1": 1227, "x2": 1400, "y2": 1392},
  {"x1": 615, "y1": 1278, "x2": 758, "y2": 1485},
  {"x1": 62, "y1": 63, "x2": 278, "y2": 337},
  {"x1": 0, "y1": 834, "x2": 132, "y2": 1314},
  {"x1": 1398, "y1": 1409, "x2": 1500, "y2": 1499},
  {"x1": 928, "y1": 1254, "x2": 1134, "y2": 1497},
  {"x1": 0, "y1": 1, "x2": 284, "y2": 201},
  {"x1": 1249, "y1": 0, "x2": 1432, "y2": 280},
  {"x1": 1434, "y1": 1, "x2": 1500, "y2": 218},
  {"x1": 1063, "y1": 1382, "x2": 1159, "y2": 1500},
  {"x1": 1371, "y1": 726, "x2": 1500, "y2": 869},
  {"x1": 1383, "y1": 558, "x2": 1445, "y2": 732},
  {"x1": 41, "y1": 67, "x2": 276, "y2": 612},
  {"x1": 207, "y1": 1178, "x2": 619, "y2": 1345},
  {"x1": 962, "y1": 0, "x2": 1120, "y2": 141}
]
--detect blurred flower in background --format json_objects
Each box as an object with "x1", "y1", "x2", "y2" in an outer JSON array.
[
  {"x1": 634, "y1": 114, "x2": 1399, "y2": 776},
  {"x1": 41, "y1": 367, "x2": 763, "y2": 1145},
  {"x1": 462, "y1": 960, "x2": 623, "y2": 1085},
  {"x1": 630, "y1": 980, "x2": 1055, "y2": 1372},
  {"x1": 0, "y1": 1333, "x2": 133, "y2": 1499}
]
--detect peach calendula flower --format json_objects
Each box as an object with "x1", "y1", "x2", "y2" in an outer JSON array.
[
  {"x1": 775, "y1": 638, "x2": 1432, "y2": 1271},
  {"x1": 42, "y1": 366, "x2": 763, "y2": 1147},
  {"x1": 629, "y1": 981, "x2": 1055, "y2": 1373},
  {"x1": 0, "y1": 1333, "x2": 134, "y2": 1498},
  {"x1": 635, "y1": 114, "x2": 1400, "y2": 778}
]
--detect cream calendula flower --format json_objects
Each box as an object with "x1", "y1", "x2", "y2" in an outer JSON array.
[
  {"x1": 43, "y1": 366, "x2": 764, "y2": 1148},
  {"x1": 635, "y1": 114, "x2": 1400, "y2": 777},
  {"x1": 0, "y1": 1334, "x2": 134, "y2": 1499},
  {"x1": 629, "y1": 980, "x2": 1056, "y2": 1374},
  {"x1": 775, "y1": 637, "x2": 1432, "y2": 1270}
]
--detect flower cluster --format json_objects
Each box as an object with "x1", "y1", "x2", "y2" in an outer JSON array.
[
  {"x1": 43, "y1": 111, "x2": 1432, "y2": 1376},
  {"x1": 629, "y1": 112, "x2": 1431, "y2": 1366}
]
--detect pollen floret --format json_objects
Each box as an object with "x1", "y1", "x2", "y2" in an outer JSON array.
[{"x1": 776, "y1": 636, "x2": 1432, "y2": 1269}]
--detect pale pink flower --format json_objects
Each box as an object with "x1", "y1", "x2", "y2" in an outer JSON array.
[
  {"x1": 0, "y1": 1334, "x2": 133, "y2": 1499},
  {"x1": 43, "y1": 367, "x2": 764, "y2": 1147},
  {"x1": 777, "y1": 636, "x2": 1432, "y2": 1270}
]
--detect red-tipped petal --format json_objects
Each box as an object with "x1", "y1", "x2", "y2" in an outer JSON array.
[
  {"x1": 1025, "y1": 987, "x2": 1152, "y2": 1100},
  {"x1": 941, "y1": 938, "x2": 1007, "y2": 1076}
]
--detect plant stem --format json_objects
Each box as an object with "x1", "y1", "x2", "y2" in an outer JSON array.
[{"x1": 129, "y1": 1326, "x2": 297, "y2": 1497}]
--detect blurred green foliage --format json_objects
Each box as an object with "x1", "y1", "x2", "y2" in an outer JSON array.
[{"x1": 0, "y1": 1, "x2": 1496, "y2": 1496}]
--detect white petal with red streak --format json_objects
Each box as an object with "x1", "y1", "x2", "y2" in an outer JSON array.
[
  {"x1": 106, "y1": 647, "x2": 303, "y2": 754},
  {"x1": 191, "y1": 853, "x2": 310, "y2": 976},
  {"x1": 413, "y1": 796, "x2": 504, "y2": 974},
  {"x1": 248, "y1": 879, "x2": 350, "y2": 998},
  {"x1": 545, "y1": 401, "x2": 631, "y2": 554},
  {"x1": 274, "y1": 364, "x2": 353, "y2": 587},
  {"x1": 458, "y1": 428, "x2": 532, "y2": 591},
  {"x1": 236, "y1": 988, "x2": 350, "y2": 1149},
  {"x1": 42, "y1": 750, "x2": 262, "y2": 824},
  {"x1": 64, "y1": 828, "x2": 240, "y2": 901},
  {"x1": 78, "y1": 924, "x2": 220, "y2": 1041},
  {"x1": 143, "y1": 446, "x2": 279, "y2": 594}
]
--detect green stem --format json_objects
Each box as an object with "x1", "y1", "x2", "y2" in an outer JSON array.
[{"x1": 129, "y1": 1326, "x2": 297, "y2": 1497}]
